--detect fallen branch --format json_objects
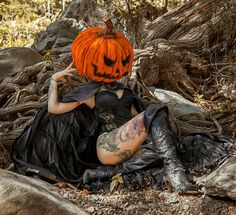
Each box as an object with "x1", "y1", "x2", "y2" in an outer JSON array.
[{"x1": 0, "y1": 102, "x2": 45, "y2": 118}]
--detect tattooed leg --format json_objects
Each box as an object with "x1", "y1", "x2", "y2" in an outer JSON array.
[
  {"x1": 119, "y1": 112, "x2": 146, "y2": 142},
  {"x1": 96, "y1": 112, "x2": 148, "y2": 165},
  {"x1": 97, "y1": 130, "x2": 120, "y2": 152}
]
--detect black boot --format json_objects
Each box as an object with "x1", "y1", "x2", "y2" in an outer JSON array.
[
  {"x1": 83, "y1": 142, "x2": 160, "y2": 184},
  {"x1": 145, "y1": 106, "x2": 195, "y2": 192}
]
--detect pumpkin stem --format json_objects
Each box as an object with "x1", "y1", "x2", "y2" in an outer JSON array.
[{"x1": 103, "y1": 17, "x2": 113, "y2": 34}]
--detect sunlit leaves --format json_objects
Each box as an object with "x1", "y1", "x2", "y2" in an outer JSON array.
[
  {"x1": 110, "y1": 173, "x2": 123, "y2": 192},
  {"x1": 0, "y1": 0, "x2": 72, "y2": 48}
]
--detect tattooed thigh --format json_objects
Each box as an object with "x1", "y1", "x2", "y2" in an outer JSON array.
[
  {"x1": 97, "y1": 112, "x2": 145, "y2": 152},
  {"x1": 97, "y1": 112, "x2": 147, "y2": 163},
  {"x1": 119, "y1": 112, "x2": 146, "y2": 142},
  {"x1": 97, "y1": 130, "x2": 120, "y2": 153},
  {"x1": 97, "y1": 131, "x2": 135, "y2": 162},
  {"x1": 114, "y1": 149, "x2": 132, "y2": 161}
]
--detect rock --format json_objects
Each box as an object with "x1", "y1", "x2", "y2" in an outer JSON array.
[
  {"x1": 153, "y1": 88, "x2": 203, "y2": 117},
  {"x1": 0, "y1": 47, "x2": 44, "y2": 82},
  {"x1": 197, "y1": 156, "x2": 236, "y2": 201},
  {"x1": 87, "y1": 206, "x2": 95, "y2": 213},
  {"x1": 31, "y1": 18, "x2": 82, "y2": 54},
  {"x1": 0, "y1": 170, "x2": 88, "y2": 215},
  {"x1": 32, "y1": 0, "x2": 106, "y2": 55},
  {"x1": 59, "y1": 0, "x2": 105, "y2": 26},
  {"x1": 166, "y1": 194, "x2": 179, "y2": 204}
]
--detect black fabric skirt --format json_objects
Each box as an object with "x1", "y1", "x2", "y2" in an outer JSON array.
[
  {"x1": 11, "y1": 104, "x2": 101, "y2": 184},
  {"x1": 10, "y1": 103, "x2": 235, "y2": 186}
]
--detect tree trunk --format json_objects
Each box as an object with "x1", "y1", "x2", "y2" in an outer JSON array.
[{"x1": 145, "y1": 0, "x2": 236, "y2": 52}]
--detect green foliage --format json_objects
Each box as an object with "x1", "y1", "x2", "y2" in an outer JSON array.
[{"x1": 0, "y1": 0, "x2": 72, "y2": 48}]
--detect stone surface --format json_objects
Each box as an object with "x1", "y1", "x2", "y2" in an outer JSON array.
[
  {"x1": 0, "y1": 47, "x2": 44, "y2": 82},
  {"x1": 31, "y1": 18, "x2": 83, "y2": 54},
  {"x1": 59, "y1": 0, "x2": 105, "y2": 26},
  {"x1": 0, "y1": 170, "x2": 87, "y2": 215},
  {"x1": 32, "y1": 0, "x2": 106, "y2": 55},
  {"x1": 154, "y1": 88, "x2": 203, "y2": 117},
  {"x1": 197, "y1": 156, "x2": 236, "y2": 201}
]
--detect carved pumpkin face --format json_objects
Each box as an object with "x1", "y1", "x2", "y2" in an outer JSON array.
[{"x1": 71, "y1": 18, "x2": 134, "y2": 83}]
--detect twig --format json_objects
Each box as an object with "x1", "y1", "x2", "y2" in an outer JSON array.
[
  {"x1": 14, "y1": 89, "x2": 32, "y2": 105},
  {"x1": 212, "y1": 117, "x2": 222, "y2": 135},
  {"x1": 0, "y1": 102, "x2": 45, "y2": 117},
  {"x1": 204, "y1": 63, "x2": 236, "y2": 66}
]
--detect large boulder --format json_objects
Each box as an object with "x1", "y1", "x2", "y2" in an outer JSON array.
[
  {"x1": 197, "y1": 156, "x2": 236, "y2": 201},
  {"x1": 31, "y1": 0, "x2": 106, "y2": 55},
  {"x1": 153, "y1": 88, "x2": 203, "y2": 117},
  {"x1": 59, "y1": 0, "x2": 105, "y2": 26},
  {"x1": 0, "y1": 170, "x2": 87, "y2": 215},
  {"x1": 0, "y1": 47, "x2": 44, "y2": 82},
  {"x1": 31, "y1": 18, "x2": 85, "y2": 54}
]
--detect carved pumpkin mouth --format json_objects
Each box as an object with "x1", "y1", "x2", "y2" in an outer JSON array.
[{"x1": 92, "y1": 64, "x2": 129, "y2": 80}]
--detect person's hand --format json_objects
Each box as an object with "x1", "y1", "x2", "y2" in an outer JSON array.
[{"x1": 51, "y1": 62, "x2": 77, "y2": 83}]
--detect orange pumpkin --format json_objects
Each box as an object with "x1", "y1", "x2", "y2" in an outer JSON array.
[{"x1": 71, "y1": 18, "x2": 134, "y2": 83}]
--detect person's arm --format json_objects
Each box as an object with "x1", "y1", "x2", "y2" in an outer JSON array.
[
  {"x1": 131, "y1": 104, "x2": 139, "y2": 118},
  {"x1": 48, "y1": 62, "x2": 80, "y2": 114}
]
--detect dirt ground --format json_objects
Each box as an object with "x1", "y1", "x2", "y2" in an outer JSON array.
[{"x1": 56, "y1": 183, "x2": 236, "y2": 215}]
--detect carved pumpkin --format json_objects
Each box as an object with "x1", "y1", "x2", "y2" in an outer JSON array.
[{"x1": 71, "y1": 18, "x2": 134, "y2": 83}]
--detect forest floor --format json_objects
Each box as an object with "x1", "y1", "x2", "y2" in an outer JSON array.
[{"x1": 55, "y1": 182, "x2": 236, "y2": 215}]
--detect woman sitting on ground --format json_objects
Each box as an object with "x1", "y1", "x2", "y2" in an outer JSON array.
[{"x1": 11, "y1": 18, "x2": 194, "y2": 192}]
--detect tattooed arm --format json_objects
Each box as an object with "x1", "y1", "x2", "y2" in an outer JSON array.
[{"x1": 47, "y1": 62, "x2": 80, "y2": 114}]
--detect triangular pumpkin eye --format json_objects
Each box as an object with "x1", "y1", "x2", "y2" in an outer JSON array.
[
  {"x1": 122, "y1": 55, "x2": 130, "y2": 66},
  {"x1": 104, "y1": 56, "x2": 116, "y2": 67}
]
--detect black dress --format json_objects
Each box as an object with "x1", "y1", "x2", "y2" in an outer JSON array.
[
  {"x1": 11, "y1": 82, "x2": 235, "y2": 186},
  {"x1": 10, "y1": 82, "x2": 142, "y2": 184}
]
